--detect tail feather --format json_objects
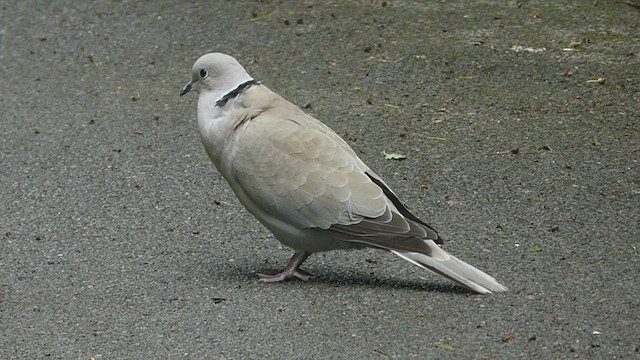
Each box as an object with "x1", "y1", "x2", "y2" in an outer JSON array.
[{"x1": 392, "y1": 249, "x2": 507, "y2": 294}]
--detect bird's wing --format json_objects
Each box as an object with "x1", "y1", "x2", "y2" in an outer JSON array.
[{"x1": 226, "y1": 86, "x2": 439, "y2": 251}]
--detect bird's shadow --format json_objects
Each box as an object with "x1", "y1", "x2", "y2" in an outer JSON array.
[
  {"x1": 216, "y1": 260, "x2": 470, "y2": 294},
  {"x1": 304, "y1": 268, "x2": 469, "y2": 294}
]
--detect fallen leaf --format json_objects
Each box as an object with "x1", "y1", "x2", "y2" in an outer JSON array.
[
  {"x1": 511, "y1": 45, "x2": 546, "y2": 53},
  {"x1": 383, "y1": 150, "x2": 406, "y2": 160},
  {"x1": 586, "y1": 77, "x2": 605, "y2": 84},
  {"x1": 530, "y1": 246, "x2": 543, "y2": 253},
  {"x1": 437, "y1": 343, "x2": 455, "y2": 351},
  {"x1": 250, "y1": 11, "x2": 274, "y2": 22}
]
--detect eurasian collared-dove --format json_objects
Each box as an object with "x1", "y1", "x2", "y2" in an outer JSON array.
[{"x1": 180, "y1": 53, "x2": 507, "y2": 294}]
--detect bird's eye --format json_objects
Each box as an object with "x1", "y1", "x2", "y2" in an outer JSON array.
[{"x1": 199, "y1": 69, "x2": 208, "y2": 78}]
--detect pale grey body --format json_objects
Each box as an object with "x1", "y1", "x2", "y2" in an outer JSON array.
[{"x1": 181, "y1": 53, "x2": 507, "y2": 294}]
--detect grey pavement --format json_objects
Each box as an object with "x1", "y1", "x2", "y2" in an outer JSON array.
[{"x1": 1, "y1": 1, "x2": 638, "y2": 359}]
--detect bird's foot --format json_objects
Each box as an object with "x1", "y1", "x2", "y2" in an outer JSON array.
[
  {"x1": 257, "y1": 250, "x2": 312, "y2": 282},
  {"x1": 258, "y1": 269, "x2": 311, "y2": 282}
]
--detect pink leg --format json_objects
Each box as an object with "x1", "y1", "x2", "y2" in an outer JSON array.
[{"x1": 258, "y1": 250, "x2": 312, "y2": 282}]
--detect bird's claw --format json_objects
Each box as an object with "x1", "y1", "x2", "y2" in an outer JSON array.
[{"x1": 258, "y1": 269, "x2": 311, "y2": 282}]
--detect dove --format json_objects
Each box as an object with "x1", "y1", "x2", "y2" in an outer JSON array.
[{"x1": 180, "y1": 53, "x2": 507, "y2": 294}]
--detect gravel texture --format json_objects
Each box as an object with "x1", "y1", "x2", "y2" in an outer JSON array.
[{"x1": 1, "y1": 1, "x2": 639, "y2": 359}]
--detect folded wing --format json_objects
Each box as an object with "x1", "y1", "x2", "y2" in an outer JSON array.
[{"x1": 227, "y1": 86, "x2": 441, "y2": 254}]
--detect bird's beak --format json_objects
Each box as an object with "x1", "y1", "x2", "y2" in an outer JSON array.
[{"x1": 180, "y1": 80, "x2": 193, "y2": 96}]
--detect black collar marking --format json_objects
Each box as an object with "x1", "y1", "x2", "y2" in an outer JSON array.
[{"x1": 216, "y1": 80, "x2": 259, "y2": 107}]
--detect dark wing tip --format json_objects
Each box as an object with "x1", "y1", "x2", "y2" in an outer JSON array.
[{"x1": 365, "y1": 171, "x2": 442, "y2": 243}]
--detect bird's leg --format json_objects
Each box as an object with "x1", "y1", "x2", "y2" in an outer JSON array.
[{"x1": 258, "y1": 250, "x2": 312, "y2": 282}]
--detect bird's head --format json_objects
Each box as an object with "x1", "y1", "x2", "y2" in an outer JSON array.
[{"x1": 180, "y1": 53, "x2": 253, "y2": 97}]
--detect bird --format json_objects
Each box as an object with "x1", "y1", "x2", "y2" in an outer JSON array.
[{"x1": 180, "y1": 53, "x2": 507, "y2": 294}]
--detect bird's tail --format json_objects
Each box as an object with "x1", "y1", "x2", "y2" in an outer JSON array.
[{"x1": 391, "y1": 246, "x2": 507, "y2": 294}]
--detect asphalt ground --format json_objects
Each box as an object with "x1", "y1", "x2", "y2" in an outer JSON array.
[{"x1": 1, "y1": 1, "x2": 638, "y2": 359}]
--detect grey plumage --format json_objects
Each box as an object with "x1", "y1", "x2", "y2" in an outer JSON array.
[{"x1": 180, "y1": 53, "x2": 507, "y2": 294}]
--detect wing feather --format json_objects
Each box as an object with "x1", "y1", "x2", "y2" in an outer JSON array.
[{"x1": 225, "y1": 85, "x2": 439, "y2": 251}]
